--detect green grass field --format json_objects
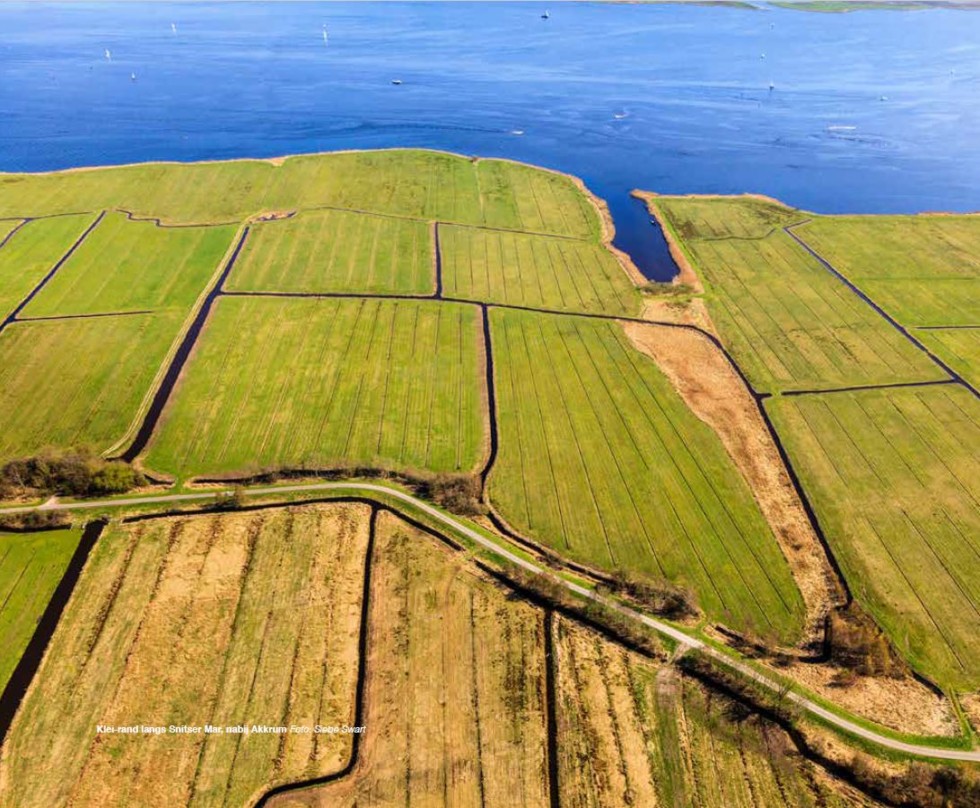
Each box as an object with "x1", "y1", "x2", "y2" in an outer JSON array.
[
  {"x1": 22, "y1": 212, "x2": 235, "y2": 317},
  {"x1": 0, "y1": 527, "x2": 82, "y2": 692},
  {"x1": 651, "y1": 194, "x2": 802, "y2": 241},
  {"x1": 0, "y1": 219, "x2": 20, "y2": 243},
  {"x1": 0, "y1": 214, "x2": 94, "y2": 321},
  {"x1": 767, "y1": 385, "x2": 980, "y2": 690},
  {"x1": 653, "y1": 197, "x2": 945, "y2": 392},
  {"x1": 792, "y1": 216, "x2": 980, "y2": 327},
  {"x1": 440, "y1": 224, "x2": 641, "y2": 315},
  {"x1": 226, "y1": 208, "x2": 433, "y2": 295},
  {"x1": 0, "y1": 151, "x2": 599, "y2": 239},
  {"x1": 145, "y1": 297, "x2": 486, "y2": 479},
  {"x1": 918, "y1": 328, "x2": 980, "y2": 389},
  {"x1": 0, "y1": 313, "x2": 183, "y2": 461},
  {"x1": 489, "y1": 308, "x2": 804, "y2": 642}
]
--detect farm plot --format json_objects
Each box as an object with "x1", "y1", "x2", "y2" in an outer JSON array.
[
  {"x1": 0, "y1": 312, "x2": 183, "y2": 462},
  {"x1": 554, "y1": 619, "x2": 873, "y2": 808},
  {"x1": 144, "y1": 297, "x2": 486, "y2": 479},
  {"x1": 473, "y1": 158, "x2": 599, "y2": 239},
  {"x1": 0, "y1": 213, "x2": 95, "y2": 321},
  {"x1": 0, "y1": 151, "x2": 600, "y2": 239},
  {"x1": 651, "y1": 194, "x2": 803, "y2": 241},
  {"x1": 22, "y1": 212, "x2": 236, "y2": 317},
  {"x1": 226, "y1": 208, "x2": 433, "y2": 296},
  {"x1": 272, "y1": 510, "x2": 551, "y2": 807},
  {"x1": 766, "y1": 386, "x2": 980, "y2": 690},
  {"x1": 792, "y1": 215, "x2": 980, "y2": 326},
  {"x1": 0, "y1": 527, "x2": 82, "y2": 693},
  {"x1": 440, "y1": 225, "x2": 640, "y2": 316},
  {"x1": 918, "y1": 328, "x2": 980, "y2": 390},
  {"x1": 489, "y1": 308, "x2": 804, "y2": 643},
  {"x1": 0, "y1": 503, "x2": 370, "y2": 808},
  {"x1": 674, "y1": 226, "x2": 944, "y2": 392}
]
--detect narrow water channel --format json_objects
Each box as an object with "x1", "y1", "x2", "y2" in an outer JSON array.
[{"x1": 607, "y1": 192, "x2": 680, "y2": 283}]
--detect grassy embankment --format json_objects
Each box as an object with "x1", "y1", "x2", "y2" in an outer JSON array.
[
  {"x1": 652, "y1": 194, "x2": 980, "y2": 691},
  {"x1": 0, "y1": 527, "x2": 82, "y2": 692},
  {"x1": 0, "y1": 504, "x2": 369, "y2": 808},
  {"x1": 0, "y1": 151, "x2": 598, "y2": 239},
  {"x1": 489, "y1": 308, "x2": 805, "y2": 644},
  {"x1": 144, "y1": 298, "x2": 486, "y2": 479}
]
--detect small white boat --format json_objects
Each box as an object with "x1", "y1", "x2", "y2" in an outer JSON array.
[
  {"x1": 104, "y1": 48, "x2": 111, "y2": 61},
  {"x1": 391, "y1": 79, "x2": 403, "y2": 85},
  {"x1": 131, "y1": 72, "x2": 137, "y2": 82},
  {"x1": 171, "y1": 22, "x2": 177, "y2": 34},
  {"x1": 768, "y1": 81, "x2": 775, "y2": 91},
  {"x1": 541, "y1": 10, "x2": 550, "y2": 19}
]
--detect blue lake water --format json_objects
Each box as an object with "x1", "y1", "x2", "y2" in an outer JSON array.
[{"x1": 2, "y1": 2, "x2": 979, "y2": 279}]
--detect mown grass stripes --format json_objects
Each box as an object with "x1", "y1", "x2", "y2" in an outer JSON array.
[
  {"x1": 767, "y1": 385, "x2": 980, "y2": 689},
  {"x1": 144, "y1": 297, "x2": 486, "y2": 480},
  {"x1": 489, "y1": 308, "x2": 805, "y2": 642}
]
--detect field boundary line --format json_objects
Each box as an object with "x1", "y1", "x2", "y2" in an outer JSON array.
[
  {"x1": 780, "y1": 378, "x2": 959, "y2": 398},
  {"x1": 0, "y1": 521, "x2": 105, "y2": 746},
  {"x1": 15, "y1": 309, "x2": 154, "y2": 324},
  {"x1": 0, "y1": 219, "x2": 29, "y2": 252},
  {"x1": 0, "y1": 210, "x2": 105, "y2": 336},
  {"x1": 112, "y1": 224, "x2": 251, "y2": 461},
  {"x1": 783, "y1": 222, "x2": 978, "y2": 400}
]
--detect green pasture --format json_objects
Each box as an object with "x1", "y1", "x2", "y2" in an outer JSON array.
[
  {"x1": 0, "y1": 214, "x2": 94, "y2": 321},
  {"x1": 651, "y1": 194, "x2": 802, "y2": 241},
  {"x1": 767, "y1": 385, "x2": 980, "y2": 690},
  {"x1": 488, "y1": 308, "x2": 804, "y2": 643},
  {"x1": 22, "y1": 212, "x2": 235, "y2": 317},
  {"x1": 653, "y1": 197, "x2": 945, "y2": 392},
  {"x1": 793, "y1": 215, "x2": 980, "y2": 326},
  {"x1": 0, "y1": 527, "x2": 82, "y2": 692},
  {"x1": 144, "y1": 297, "x2": 486, "y2": 479},
  {"x1": 226, "y1": 207, "x2": 433, "y2": 295},
  {"x1": 0, "y1": 151, "x2": 599, "y2": 239},
  {"x1": 918, "y1": 328, "x2": 980, "y2": 390},
  {"x1": 440, "y1": 224, "x2": 640, "y2": 315},
  {"x1": 0, "y1": 313, "x2": 182, "y2": 461}
]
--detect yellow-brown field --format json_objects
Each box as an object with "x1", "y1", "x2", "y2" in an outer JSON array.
[{"x1": 0, "y1": 503, "x2": 369, "y2": 808}]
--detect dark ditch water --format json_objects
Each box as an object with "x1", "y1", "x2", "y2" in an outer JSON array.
[{"x1": 0, "y1": 521, "x2": 105, "y2": 744}]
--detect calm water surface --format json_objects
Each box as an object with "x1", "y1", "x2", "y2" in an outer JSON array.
[{"x1": 2, "y1": 2, "x2": 980, "y2": 278}]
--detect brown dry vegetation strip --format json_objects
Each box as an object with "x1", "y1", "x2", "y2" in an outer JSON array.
[
  {"x1": 552, "y1": 618, "x2": 876, "y2": 808},
  {"x1": 622, "y1": 321, "x2": 845, "y2": 638},
  {"x1": 268, "y1": 510, "x2": 551, "y2": 808},
  {"x1": 0, "y1": 504, "x2": 370, "y2": 808}
]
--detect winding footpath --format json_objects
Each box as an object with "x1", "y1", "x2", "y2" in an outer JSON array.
[{"x1": 2, "y1": 481, "x2": 978, "y2": 763}]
